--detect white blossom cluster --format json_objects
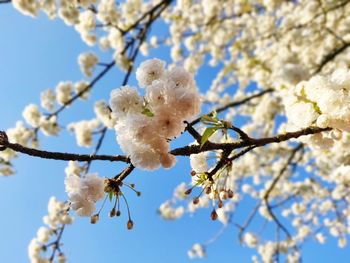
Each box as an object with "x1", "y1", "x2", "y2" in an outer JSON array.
[
  {"x1": 0, "y1": 121, "x2": 37, "y2": 176},
  {"x1": 65, "y1": 168, "x2": 105, "y2": 217},
  {"x1": 158, "y1": 201, "x2": 185, "y2": 220},
  {"x1": 22, "y1": 104, "x2": 60, "y2": 136},
  {"x1": 94, "y1": 100, "x2": 116, "y2": 129},
  {"x1": 67, "y1": 100, "x2": 116, "y2": 147},
  {"x1": 28, "y1": 197, "x2": 73, "y2": 263},
  {"x1": 41, "y1": 80, "x2": 91, "y2": 112},
  {"x1": 11, "y1": 0, "x2": 163, "y2": 65},
  {"x1": 78, "y1": 52, "x2": 99, "y2": 77},
  {"x1": 243, "y1": 232, "x2": 259, "y2": 248},
  {"x1": 187, "y1": 243, "x2": 206, "y2": 259},
  {"x1": 282, "y1": 68, "x2": 350, "y2": 148},
  {"x1": 68, "y1": 119, "x2": 100, "y2": 147},
  {"x1": 110, "y1": 58, "x2": 201, "y2": 170},
  {"x1": 74, "y1": 81, "x2": 90, "y2": 100},
  {"x1": 18, "y1": 78, "x2": 97, "y2": 148}
]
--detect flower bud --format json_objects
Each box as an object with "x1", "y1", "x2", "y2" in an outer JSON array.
[
  {"x1": 211, "y1": 209, "x2": 218, "y2": 221},
  {"x1": 127, "y1": 220, "x2": 134, "y2": 230},
  {"x1": 218, "y1": 200, "x2": 223, "y2": 208},
  {"x1": 109, "y1": 208, "x2": 116, "y2": 217},
  {"x1": 193, "y1": 197, "x2": 200, "y2": 205},
  {"x1": 205, "y1": 187, "x2": 211, "y2": 195},
  {"x1": 90, "y1": 214, "x2": 99, "y2": 224},
  {"x1": 185, "y1": 188, "x2": 192, "y2": 195},
  {"x1": 227, "y1": 189, "x2": 234, "y2": 199}
]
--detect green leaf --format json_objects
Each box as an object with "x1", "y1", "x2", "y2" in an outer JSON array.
[
  {"x1": 194, "y1": 173, "x2": 208, "y2": 185},
  {"x1": 141, "y1": 108, "x2": 154, "y2": 117},
  {"x1": 200, "y1": 115, "x2": 216, "y2": 123},
  {"x1": 300, "y1": 86, "x2": 322, "y2": 114},
  {"x1": 201, "y1": 127, "x2": 218, "y2": 148},
  {"x1": 108, "y1": 191, "x2": 114, "y2": 202},
  {"x1": 201, "y1": 111, "x2": 219, "y2": 125}
]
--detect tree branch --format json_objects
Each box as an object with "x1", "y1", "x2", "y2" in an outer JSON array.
[
  {"x1": 238, "y1": 144, "x2": 303, "y2": 240},
  {"x1": 0, "y1": 131, "x2": 129, "y2": 163},
  {"x1": 170, "y1": 126, "x2": 330, "y2": 156},
  {"x1": 115, "y1": 164, "x2": 135, "y2": 183},
  {"x1": 262, "y1": 144, "x2": 304, "y2": 240},
  {"x1": 48, "y1": 61, "x2": 115, "y2": 118},
  {"x1": 85, "y1": 126, "x2": 108, "y2": 173},
  {"x1": 315, "y1": 42, "x2": 350, "y2": 73},
  {"x1": 122, "y1": 0, "x2": 172, "y2": 35}
]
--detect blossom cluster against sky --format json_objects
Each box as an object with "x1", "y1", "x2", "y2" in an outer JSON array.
[{"x1": 1, "y1": 4, "x2": 350, "y2": 263}]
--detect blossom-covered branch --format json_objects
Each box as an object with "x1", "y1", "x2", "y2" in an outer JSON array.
[{"x1": 4, "y1": 0, "x2": 350, "y2": 262}]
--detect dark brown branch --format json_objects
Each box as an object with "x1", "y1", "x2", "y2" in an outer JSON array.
[
  {"x1": 171, "y1": 126, "x2": 330, "y2": 156},
  {"x1": 207, "y1": 149, "x2": 232, "y2": 181},
  {"x1": 49, "y1": 61, "x2": 115, "y2": 118},
  {"x1": 185, "y1": 121, "x2": 202, "y2": 143},
  {"x1": 115, "y1": 164, "x2": 135, "y2": 183},
  {"x1": 85, "y1": 127, "x2": 108, "y2": 173},
  {"x1": 122, "y1": 0, "x2": 172, "y2": 35},
  {"x1": 0, "y1": 131, "x2": 129, "y2": 163},
  {"x1": 7, "y1": 142, "x2": 129, "y2": 162}
]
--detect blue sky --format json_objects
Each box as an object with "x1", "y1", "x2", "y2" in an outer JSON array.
[{"x1": 0, "y1": 3, "x2": 350, "y2": 263}]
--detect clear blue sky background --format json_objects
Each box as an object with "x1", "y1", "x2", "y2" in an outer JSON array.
[{"x1": 0, "y1": 3, "x2": 349, "y2": 263}]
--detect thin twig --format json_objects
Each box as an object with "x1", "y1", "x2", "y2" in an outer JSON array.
[{"x1": 190, "y1": 89, "x2": 274, "y2": 126}]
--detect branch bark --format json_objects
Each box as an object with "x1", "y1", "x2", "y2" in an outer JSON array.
[
  {"x1": 171, "y1": 127, "x2": 331, "y2": 156},
  {"x1": 0, "y1": 131, "x2": 129, "y2": 163}
]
